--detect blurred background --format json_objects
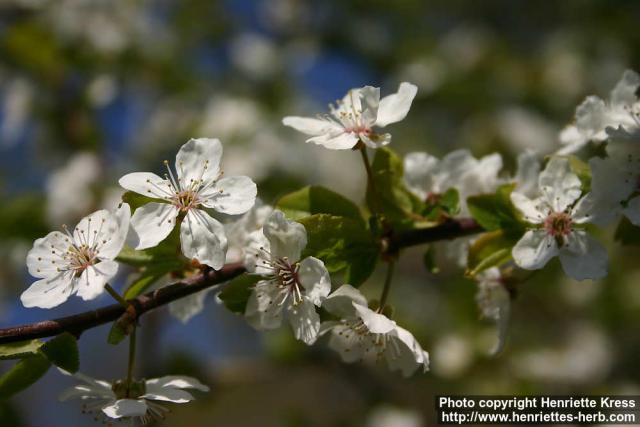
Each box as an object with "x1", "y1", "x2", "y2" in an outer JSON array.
[{"x1": 0, "y1": 0, "x2": 639, "y2": 426}]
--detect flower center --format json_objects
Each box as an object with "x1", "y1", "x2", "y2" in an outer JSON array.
[
  {"x1": 337, "y1": 319, "x2": 391, "y2": 361},
  {"x1": 544, "y1": 212, "x2": 573, "y2": 237},
  {"x1": 172, "y1": 189, "x2": 200, "y2": 212},
  {"x1": 65, "y1": 244, "x2": 99, "y2": 277},
  {"x1": 273, "y1": 257, "x2": 304, "y2": 305}
]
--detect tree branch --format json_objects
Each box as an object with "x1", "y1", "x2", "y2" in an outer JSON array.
[
  {"x1": 0, "y1": 218, "x2": 484, "y2": 345},
  {"x1": 0, "y1": 262, "x2": 246, "y2": 344},
  {"x1": 386, "y1": 217, "x2": 483, "y2": 253}
]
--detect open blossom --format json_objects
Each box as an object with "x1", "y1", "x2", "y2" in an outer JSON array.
[
  {"x1": 558, "y1": 69, "x2": 640, "y2": 154},
  {"x1": 403, "y1": 149, "x2": 503, "y2": 214},
  {"x1": 59, "y1": 370, "x2": 208, "y2": 423},
  {"x1": 119, "y1": 138, "x2": 257, "y2": 269},
  {"x1": 282, "y1": 82, "x2": 417, "y2": 150},
  {"x1": 475, "y1": 267, "x2": 511, "y2": 355},
  {"x1": 511, "y1": 157, "x2": 607, "y2": 280},
  {"x1": 225, "y1": 199, "x2": 273, "y2": 263},
  {"x1": 319, "y1": 285, "x2": 429, "y2": 377},
  {"x1": 587, "y1": 127, "x2": 640, "y2": 226},
  {"x1": 22, "y1": 203, "x2": 130, "y2": 309},
  {"x1": 244, "y1": 210, "x2": 331, "y2": 345},
  {"x1": 403, "y1": 149, "x2": 503, "y2": 266}
]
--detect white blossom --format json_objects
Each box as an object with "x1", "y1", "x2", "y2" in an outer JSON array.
[
  {"x1": 22, "y1": 203, "x2": 130, "y2": 309},
  {"x1": 58, "y1": 370, "x2": 209, "y2": 424},
  {"x1": 403, "y1": 149, "x2": 503, "y2": 214},
  {"x1": 283, "y1": 82, "x2": 418, "y2": 150},
  {"x1": 244, "y1": 210, "x2": 331, "y2": 344},
  {"x1": 225, "y1": 200, "x2": 273, "y2": 263},
  {"x1": 587, "y1": 127, "x2": 640, "y2": 226},
  {"x1": 511, "y1": 157, "x2": 607, "y2": 280},
  {"x1": 558, "y1": 69, "x2": 640, "y2": 154},
  {"x1": 320, "y1": 284, "x2": 429, "y2": 377},
  {"x1": 475, "y1": 267, "x2": 511, "y2": 355},
  {"x1": 119, "y1": 138, "x2": 257, "y2": 269}
]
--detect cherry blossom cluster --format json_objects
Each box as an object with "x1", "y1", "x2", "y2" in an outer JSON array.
[{"x1": 15, "y1": 72, "x2": 640, "y2": 421}]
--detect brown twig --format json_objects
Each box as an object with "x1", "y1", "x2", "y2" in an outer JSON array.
[
  {"x1": 0, "y1": 262, "x2": 246, "y2": 344},
  {"x1": 0, "y1": 219, "x2": 484, "y2": 345}
]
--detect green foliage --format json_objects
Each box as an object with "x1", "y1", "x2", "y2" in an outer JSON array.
[
  {"x1": 0, "y1": 340, "x2": 43, "y2": 361},
  {"x1": 422, "y1": 246, "x2": 440, "y2": 274},
  {"x1": 40, "y1": 333, "x2": 79, "y2": 373},
  {"x1": 467, "y1": 183, "x2": 524, "y2": 231},
  {"x1": 423, "y1": 188, "x2": 460, "y2": 220},
  {"x1": 299, "y1": 214, "x2": 379, "y2": 286},
  {"x1": 0, "y1": 195, "x2": 49, "y2": 241},
  {"x1": 614, "y1": 217, "x2": 640, "y2": 245},
  {"x1": 276, "y1": 186, "x2": 364, "y2": 224},
  {"x1": 218, "y1": 274, "x2": 262, "y2": 314},
  {"x1": 0, "y1": 355, "x2": 50, "y2": 400},
  {"x1": 118, "y1": 227, "x2": 186, "y2": 298},
  {"x1": 366, "y1": 147, "x2": 425, "y2": 226},
  {"x1": 466, "y1": 230, "x2": 519, "y2": 276},
  {"x1": 107, "y1": 321, "x2": 128, "y2": 346}
]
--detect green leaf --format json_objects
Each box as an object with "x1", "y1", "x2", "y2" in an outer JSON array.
[
  {"x1": 107, "y1": 321, "x2": 128, "y2": 346},
  {"x1": 367, "y1": 147, "x2": 425, "y2": 226},
  {"x1": 40, "y1": 333, "x2": 79, "y2": 373},
  {"x1": 422, "y1": 246, "x2": 440, "y2": 274},
  {"x1": 299, "y1": 214, "x2": 379, "y2": 286},
  {"x1": 0, "y1": 340, "x2": 43, "y2": 360},
  {"x1": 424, "y1": 188, "x2": 460, "y2": 220},
  {"x1": 467, "y1": 183, "x2": 524, "y2": 231},
  {"x1": 121, "y1": 191, "x2": 166, "y2": 213},
  {"x1": 0, "y1": 355, "x2": 50, "y2": 400},
  {"x1": 218, "y1": 274, "x2": 262, "y2": 314},
  {"x1": 614, "y1": 217, "x2": 640, "y2": 245},
  {"x1": 276, "y1": 186, "x2": 364, "y2": 223},
  {"x1": 466, "y1": 230, "x2": 520, "y2": 276}
]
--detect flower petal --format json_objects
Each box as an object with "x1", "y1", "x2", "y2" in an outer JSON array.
[
  {"x1": 327, "y1": 324, "x2": 366, "y2": 363},
  {"x1": 243, "y1": 230, "x2": 273, "y2": 275},
  {"x1": 307, "y1": 131, "x2": 359, "y2": 150},
  {"x1": 385, "y1": 326, "x2": 429, "y2": 377},
  {"x1": 624, "y1": 195, "x2": 640, "y2": 226},
  {"x1": 145, "y1": 376, "x2": 209, "y2": 391},
  {"x1": 282, "y1": 116, "x2": 342, "y2": 136},
  {"x1": 610, "y1": 69, "x2": 640, "y2": 109},
  {"x1": 403, "y1": 152, "x2": 440, "y2": 199},
  {"x1": 175, "y1": 138, "x2": 222, "y2": 186},
  {"x1": 263, "y1": 210, "x2": 307, "y2": 261},
  {"x1": 287, "y1": 299, "x2": 321, "y2": 345},
  {"x1": 297, "y1": 257, "x2": 331, "y2": 306},
  {"x1": 353, "y1": 303, "x2": 396, "y2": 334},
  {"x1": 118, "y1": 172, "x2": 172, "y2": 200},
  {"x1": 538, "y1": 157, "x2": 582, "y2": 212},
  {"x1": 201, "y1": 176, "x2": 257, "y2": 215},
  {"x1": 510, "y1": 193, "x2": 547, "y2": 224},
  {"x1": 513, "y1": 150, "x2": 541, "y2": 197},
  {"x1": 180, "y1": 209, "x2": 227, "y2": 269},
  {"x1": 559, "y1": 231, "x2": 608, "y2": 280},
  {"x1": 245, "y1": 281, "x2": 284, "y2": 330},
  {"x1": 512, "y1": 229, "x2": 558, "y2": 270},
  {"x1": 142, "y1": 384, "x2": 194, "y2": 403},
  {"x1": 168, "y1": 288, "x2": 212, "y2": 323},
  {"x1": 129, "y1": 202, "x2": 178, "y2": 250},
  {"x1": 26, "y1": 231, "x2": 71, "y2": 279},
  {"x1": 98, "y1": 203, "x2": 131, "y2": 260},
  {"x1": 322, "y1": 284, "x2": 368, "y2": 318},
  {"x1": 375, "y1": 82, "x2": 418, "y2": 127},
  {"x1": 77, "y1": 261, "x2": 119, "y2": 300},
  {"x1": 102, "y1": 399, "x2": 148, "y2": 419},
  {"x1": 21, "y1": 275, "x2": 73, "y2": 309}
]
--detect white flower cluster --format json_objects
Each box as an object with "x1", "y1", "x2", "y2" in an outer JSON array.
[
  {"x1": 243, "y1": 210, "x2": 430, "y2": 377},
  {"x1": 17, "y1": 74, "x2": 640, "y2": 418}
]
